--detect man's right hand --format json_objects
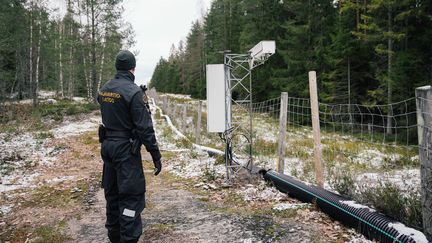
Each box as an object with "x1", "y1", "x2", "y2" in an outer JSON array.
[
  {"x1": 153, "y1": 160, "x2": 162, "y2": 176},
  {"x1": 149, "y1": 150, "x2": 162, "y2": 176}
]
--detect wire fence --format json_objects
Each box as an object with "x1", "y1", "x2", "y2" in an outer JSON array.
[
  {"x1": 149, "y1": 88, "x2": 428, "y2": 230},
  {"x1": 250, "y1": 93, "x2": 424, "y2": 229}
]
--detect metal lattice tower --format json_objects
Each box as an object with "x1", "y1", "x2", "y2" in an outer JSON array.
[
  {"x1": 224, "y1": 53, "x2": 253, "y2": 181},
  {"x1": 223, "y1": 41, "x2": 276, "y2": 181}
]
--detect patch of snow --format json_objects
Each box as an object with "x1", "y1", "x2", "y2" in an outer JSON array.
[
  {"x1": 273, "y1": 202, "x2": 308, "y2": 211},
  {"x1": 345, "y1": 235, "x2": 374, "y2": 243},
  {"x1": 353, "y1": 149, "x2": 402, "y2": 168},
  {"x1": 0, "y1": 172, "x2": 40, "y2": 193},
  {"x1": 388, "y1": 222, "x2": 428, "y2": 243},
  {"x1": 163, "y1": 93, "x2": 192, "y2": 100},
  {"x1": 46, "y1": 176, "x2": 77, "y2": 185},
  {"x1": 353, "y1": 149, "x2": 387, "y2": 167},
  {"x1": 0, "y1": 115, "x2": 100, "y2": 193},
  {"x1": 152, "y1": 100, "x2": 224, "y2": 156},
  {"x1": 38, "y1": 90, "x2": 56, "y2": 99},
  {"x1": 356, "y1": 169, "x2": 420, "y2": 194},
  {"x1": 165, "y1": 152, "x2": 225, "y2": 179},
  {"x1": 339, "y1": 200, "x2": 376, "y2": 212},
  {"x1": 46, "y1": 98, "x2": 57, "y2": 104},
  {"x1": 237, "y1": 183, "x2": 286, "y2": 202},
  {"x1": 284, "y1": 157, "x2": 304, "y2": 175},
  {"x1": 72, "y1": 97, "x2": 87, "y2": 103},
  {"x1": 0, "y1": 205, "x2": 13, "y2": 215},
  {"x1": 51, "y1": 117, "x2": 100, "y2": 138}
]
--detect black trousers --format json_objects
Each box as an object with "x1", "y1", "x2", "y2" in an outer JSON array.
[{"x1": 101, "y1": 139, "x2": 146, "y2": 243}]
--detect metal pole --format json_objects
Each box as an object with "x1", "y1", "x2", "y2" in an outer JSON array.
[{"x1": 415, "y1": 85, "x2": 432, "y2": 241}]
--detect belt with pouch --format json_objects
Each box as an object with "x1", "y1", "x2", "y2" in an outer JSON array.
[{"x1": 105, "y1": 130, "x2": 133, "y2": 139}]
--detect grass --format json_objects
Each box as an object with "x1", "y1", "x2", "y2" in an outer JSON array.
[
  {"x1": 34, "y1": 131, "x2": 54, "y2": 140},
  {"x1": 21, "y1": 179, "x2": 90, "y2": 209},
  {"x1": 0, "y1": 100, "x2": 99, "y2": 132},
  {"x1": 79, "y1": 132, "x2": 99, "y2": 146},
  {"x1": 360, "y1": 182, "x2": 422, "y2": 229},
  {"x1": 253, "y1": 139, "x2": 278, "y2": 156},
  {"x1": 144, "y1": 223, "x2": 175, "y2": 237},
  {"x1": 2, "y1": 221, "x2": 71, "y2": 243}
]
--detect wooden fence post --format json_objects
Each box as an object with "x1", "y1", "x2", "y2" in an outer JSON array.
[
  {"x1": 172, "y1": 104, "x2": 178, "y2": 118},
  {"x1": 196, "y1": 101, "x2": 202, "y2": 144},
  {"x1": 167, "y1": 99, "x2": 171, "y2": 115},
  {"x1": 277, "y1": 92, "x2": 288, "y2": 173},
  {"x1": 415, "y1": 85, "x2": 432, "y2": 241},
  {"x1": 154, "y1": 88, "x2": 158, "y2": 104},
  {"x1": 163, "y1": 96, "x2": 168, "y2": 113},
  {"x1": 182, "y1": 105, "x2": 187, "y2": 132},
  {"x1": 308, "y1": 71, "x2": 324, "y2": 187}
]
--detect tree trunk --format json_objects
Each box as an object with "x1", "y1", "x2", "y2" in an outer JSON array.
[
  {"x1": 97, "y1": 41, "x2": 105, "y2": 92},
  {"x1": 68, "y1": 27, "x2": 74, "y2": 100},
  {"x1": 83, "y1": 53, "x2": 91, "y2": 99},
  {"x1": 10, "y1": 52, "x2": 19, "y2": 97},
  {"x1": 78, "y1": 0, "x2": 91, "y2": 100},
  {"x1": 29, "y1": 5, "x2": 33, "y2": 103},
  {"x1": 34, "y1": 10, "x2": 42, "y2": 106},
  {"x1": 59, "y1": 21, "x2": 64, "y2": 98},
  {"x1": 90, "y1": 1, "x2": 97, "y2": 102},
  {"x1": 347, "y1": 57, "x2": 351, "y2": 106},
  {"x1": 356, "y1": 0, "x2": 360, "y2": 31},
  {"x1": 386, "y1": 6, "x2": 393, "y2": 135}
]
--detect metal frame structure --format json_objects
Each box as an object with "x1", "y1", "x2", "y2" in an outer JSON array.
[
  {"x1": 223, "y1": 53, "x2": 253, "y2": 181},
  {"x1": 223, "y1": 43, "x2": 275, "y2": 181}
]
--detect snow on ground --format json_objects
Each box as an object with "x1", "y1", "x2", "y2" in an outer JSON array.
[
  {"x1": 50, "y1": 117, "x2": 100, "y2": 138},
  {"x1": 253, "y1": 115, "x2": 279, "y2": 143},
  {"x1": 163, "y1": 93, "x2": 192, "y2": 100},
  {"x1": 352, "y1": 149, "x2": 401, "y2": 168},
  {"x1": 0, "y1": 205, "x2": 13, "y2": 215},
  {"x1": 0, "y1": 113, "x2": 99, "y2": 194},
  {"x1": 151, "y1": 102, "x2": 226, "y2": 179},
  {"x1": 273, "y1": 202, "x2": 308, "y2": 211},
  {"x1": 339, "y1": 200, "x2": 376, "y2": 213},
  {"x1": 236, "y1": 181, "x2": 287, "y2": 202},
  {"x1": 38, "y1": 90, "x2": 56, "y2": 99},
  {"x1": 0, "y1": 131, "x2": 54, "y2": 192},
  {"x1": 346, "y1": 233, "x2": 375, "y2": 243},
  {"x1": 388, "y1": 222, "x2": 428, "y2": 243},
  {"x1": 165, "y1": 151, "x2": 225, "y2": 179},
  {"x1": 356, "y1": 169, "x2": 421, "y2": 194}
]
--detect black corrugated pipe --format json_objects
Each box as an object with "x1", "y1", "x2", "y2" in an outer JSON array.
[{"x1": 261, "y1": 170, "x2": 428, "y2": 243}]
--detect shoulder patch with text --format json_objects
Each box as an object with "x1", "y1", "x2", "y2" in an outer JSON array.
[{"x1": 99, "y1": 91, "x2": 121, "y2": 104}]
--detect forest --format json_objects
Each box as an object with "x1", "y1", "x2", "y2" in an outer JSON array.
[
  {"x1": 0, "y1": 0, "x2": 135, "y2": 105},
  {"x1": 150, "y1": 0, "x2": 432, "y2": 105}
]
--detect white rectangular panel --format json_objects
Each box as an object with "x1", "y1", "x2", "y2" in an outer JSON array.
[
  {"x1": 206, "y1": 64, "x2": 226, "y2": 133},
  {"x1": 249, "y1": 41, "x2": 276, "y2": 59}
]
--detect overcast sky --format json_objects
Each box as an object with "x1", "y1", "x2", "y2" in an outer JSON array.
[
  {"x1": 123, "y1": 0, "x2": 212, "y2": 85},
  {"x1": 48, "y1": 0, "x2": 212, "y2": 85}
]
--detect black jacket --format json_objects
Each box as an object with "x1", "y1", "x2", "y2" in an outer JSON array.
[{"x1": 98, "y1": 70, "x2": 161, "y2": 161}]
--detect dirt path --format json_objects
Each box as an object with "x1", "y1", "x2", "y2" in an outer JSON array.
[
  {"x1": 66, "y1": 164, "x2": 318, "y2": 243},
  {"x1": 141, "y1": 171, "x2": 319, "y2": 243}
]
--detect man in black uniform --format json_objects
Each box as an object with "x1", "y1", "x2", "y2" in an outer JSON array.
[{"x1": 98, "y1": 50, "x2": 162, "y2": 243}]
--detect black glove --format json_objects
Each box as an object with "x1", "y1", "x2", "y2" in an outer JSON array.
[
  {"x1": 150, "y1": 150, "x2": 162, "y2": 176},
  {"x1": 153, "y1": 160, "x2": 162, "y2": 176}
]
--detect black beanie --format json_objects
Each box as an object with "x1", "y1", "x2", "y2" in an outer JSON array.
[{"x1": 115, "y1": 50, "x2": 136, "y2": 71}]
